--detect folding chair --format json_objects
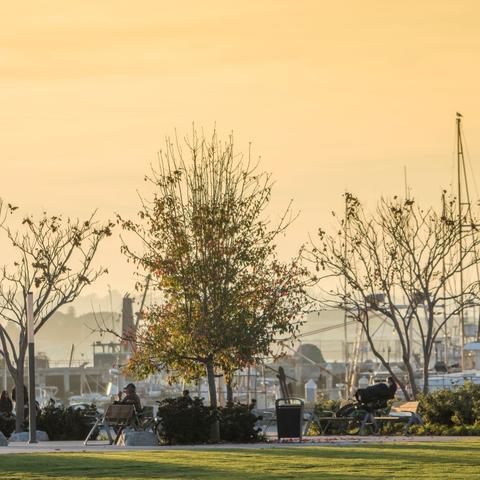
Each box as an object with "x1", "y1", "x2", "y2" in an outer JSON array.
[{"x1": 135, "y1": 405, "x2": 155, "y2": 430}]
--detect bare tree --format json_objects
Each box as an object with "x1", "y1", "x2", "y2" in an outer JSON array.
[
  {"x1": 305, "y1": 193, "x2": 480, "y2": 398},
  {"x1": 0, "y1": 206, "x2": 113, "y2": 431}
]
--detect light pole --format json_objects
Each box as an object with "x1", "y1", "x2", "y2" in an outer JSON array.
[{"x1": 26, "y1": 292, "x2": 37, "y2": 444}]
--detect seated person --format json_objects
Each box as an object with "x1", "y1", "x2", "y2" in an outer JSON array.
[
  {"x1": 117, "y1": 383, "x2": 142, "y2": 412},
  {"x1": 0, "y1": 390, "x2": 13, "y2": 416},
  {"x1": 354, "y1": 376, "x2": 397, "y2": 404}
]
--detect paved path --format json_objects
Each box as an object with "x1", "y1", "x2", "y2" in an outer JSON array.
[{"x1": 1, "y1": 436, "x2": 477, "y2": 454}]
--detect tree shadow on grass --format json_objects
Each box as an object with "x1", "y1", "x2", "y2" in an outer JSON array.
[
  {"x1": 1, "y1": 454, "x2": 213, "y2": 479},
  {"x1": 244, "y1": 443, "x2": 480, "y2": 468},
  {"x1": 2, "y1": 444, "x2": 480, "y2": 480},
  {"x1": 0, "y1": 452, "x2": 376, "y2": 480}
]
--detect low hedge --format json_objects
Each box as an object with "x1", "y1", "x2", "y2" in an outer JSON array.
[
  {"x1": 418, "y1": 382, "x2": 480, "y2": 427},
  {"x1": 219, "y1": 402, "x2": 261, "y2": 442},
  {"x1": 155, "y1": 395, "x2": 213, "y2": 444},
  {"x1": 1, "y1": 402, "x2": 99, "y2": 440},
  {"x1": 155, "y1": 395, "x2": 261, "y2": 444},
  {"x1": 37, "y1": 402, "x2": 99, "y2": 441}
]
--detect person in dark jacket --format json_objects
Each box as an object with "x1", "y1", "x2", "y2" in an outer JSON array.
[
  {"x1": 354, "y1": 377, "x2": 397, "y2": 404},
  {"x1": 118, "y1": 383, "x2": 142, "y2": 412},
  {"x1": 0, "y1": 390, "x2": 13, "y2": 415}
]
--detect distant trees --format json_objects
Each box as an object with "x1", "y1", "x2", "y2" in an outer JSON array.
[
  {"x1": 0, "y1": 205, "x2": 113, "y2": 431},
  {"x1": 120, "y1": 129, "x2": 309, "y2": 440},
  {"x1": 305, "y1": 193, "x2": 480, "y2": 398}
]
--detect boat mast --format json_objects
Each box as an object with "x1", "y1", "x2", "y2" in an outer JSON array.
[
  {"x1": 343, "y1": 193, "x2": 349, "y2": 396},
  {"x1": 456, "y1": 112, "x2": 473, "y2": 370},
  {"x1": 456, "y1": 113, "x2": 466, "y2": 369},
  {"x1": 455, "y1": 113, "x2": 480, "y2": 367},
  {"x1": 441, "y1": 191, "x2": 449, "y2": 366}
]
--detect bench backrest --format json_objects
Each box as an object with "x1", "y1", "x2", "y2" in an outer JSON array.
[
  {"x1": 105, "y1": 404, "x2": 135, "y2": 423},
  {"x1": 390, "y1": 401, "x2": 419, "y2": 414}
]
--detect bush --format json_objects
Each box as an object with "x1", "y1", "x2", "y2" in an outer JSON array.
[
  {"x1": 410, "y1": 421, "x2": 480, "y2": 436},
  {"x1": 37, "y1": 402, "x2": 99, "y2": 440},
  {"x1": 156, "y1": 395, "x2": 214, "y2": 445},
  {"x1": 219, "y1": 402, "x2": 261, "y2": 442},
  {"x1": 155, "y1": 395, "x2": 261, "y2": 444},
  {"x1": 419, "y1": 382, "x2": 480, "y2": 427},
  {"x1": 314, "y1": 398, "x2": 343, "y2": 417},
  {"x1": 0, "y1": 413, "x2": 15, "y2": 438}
]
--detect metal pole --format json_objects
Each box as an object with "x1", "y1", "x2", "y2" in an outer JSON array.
[
  {"x1": 442, "y1": 191, "x2": 449, "y2": 367},
  {"x1": 457, "y1": 114, "x2": 465, "y2": 370},
  {"x1": 343, "y1": 194, "x2": 349, "y2": 398},
  {"x1": 27, "y1": 292, "x2": 37, "y2": 444}
]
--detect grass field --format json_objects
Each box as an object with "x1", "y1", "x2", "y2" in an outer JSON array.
[{"x1": 2, "y1": 441, "x2": 480, "y2": 479}]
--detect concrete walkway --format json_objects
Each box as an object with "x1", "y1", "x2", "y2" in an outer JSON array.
[{"x1": 1, "y1": 436, "x2": 477, "y2": 454}]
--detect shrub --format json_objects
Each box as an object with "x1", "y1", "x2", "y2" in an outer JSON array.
[
  {"x1": 314, "y1": 398, "x2": 342, "y2": 417},
  {"x1": 37, "y1": 402, "x2": 99, "y2": 440},
  {"x1": 63, "y1": 405, "x2": 100, "y2": 440},
  {"x1": 410, "y1": 421, "x2": 480, "y2": 436},
  {"x1": 155, "y1": 395, "x2": 214, "y2": 445},
  {"x1": 419, "y1": 382, "x2": 480, "y2": 427},
  {"x1": 155, "y1": 395, "x2": 262, "y2": 444},
  {"x1": 219, "y1": 402, "x2": 262, "y2": 442},
  {"x1": 36, "y1": 402, "x2": 65, "y2": 440}
]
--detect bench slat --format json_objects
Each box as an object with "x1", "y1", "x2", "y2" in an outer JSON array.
[{"x1": 390, "y1": 401, "x2": 419, "y2": 414}]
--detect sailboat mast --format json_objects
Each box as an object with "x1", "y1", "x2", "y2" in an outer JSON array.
[
  {"x1": 441, "y1": 191, "x2": 449, "y2": 366},
  {"x1": 456, "y1": 113, "x2": 465, "y2": 370},
  {"x1": 343, "y1": 194, "x2": 349, "y2": 396}
]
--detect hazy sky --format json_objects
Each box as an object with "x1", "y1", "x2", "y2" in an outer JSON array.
[{"x1": 2, "y1": 1, "x2": 480, "y2": 297}]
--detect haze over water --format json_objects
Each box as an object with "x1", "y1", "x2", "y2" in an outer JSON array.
[{"x1": 2, "y1": 1, "x2": 480, "y2": 296}]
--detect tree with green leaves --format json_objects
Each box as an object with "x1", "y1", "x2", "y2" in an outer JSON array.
[
  {"x1": 305, "y1": 193, "x2": 480, "y2": 398},
  {"x1": 120, "y1": 129, "x2": 309, "y2": 440},
  {"x1": 0, "y1": 205, "x2": 113, "y2": 431}
]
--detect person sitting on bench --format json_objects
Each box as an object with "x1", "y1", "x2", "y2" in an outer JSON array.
[
  {"x1": 117, "y1": 383, "x2": 142, "y2": 412},
  {"x1": 354, "y1": 376, "x2": 397, "y2": 404}
]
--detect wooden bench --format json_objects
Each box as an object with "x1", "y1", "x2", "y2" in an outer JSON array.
[
  {"x1": 367, "y1": 401, "x2": 422, "y2": 435},
  {"x1": 84, "y1": 404, "x2": 136, "y2": 445},
  {"x1": 315, "y1": 415, "x2": 359, "y2": 435},
  {"x1": 314, "y1": 401, "x2": 422, "y2": 436}
]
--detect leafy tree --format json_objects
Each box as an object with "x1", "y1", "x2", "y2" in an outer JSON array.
[
  {"x1": 0, "y1": 206, "x2": 113, "y2": 431},
  {"x1": 120, "y1": 129, "x2": 309, "y2": 440},
  {"x1": 306, "y1": 193, "x2": 480, "y2": 398}
]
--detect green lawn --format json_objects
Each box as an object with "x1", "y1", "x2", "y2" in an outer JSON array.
[{"x1": 2, "y1": 441, "x2": 480, "y2": 479}]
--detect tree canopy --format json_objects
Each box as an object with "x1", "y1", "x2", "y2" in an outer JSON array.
[{"x1": 120, "y1": 130, "x2": 309, "y2": 419}]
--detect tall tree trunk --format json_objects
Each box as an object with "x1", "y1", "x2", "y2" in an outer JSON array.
[
  {"x1": 403, "y1": 355, "x2": 418, "y2": 399},
  {"x1": 363, "y1": 324, "x2": 411, "y2": 399},
  {"x1": 422, "y1": 348, "x2": 431, "y2": 395},
  {"x1": 226, "y1": 377, "x2": 233, "y2": 405},
  {"x1": 206, "y1": 358, "x2": 220, "y2": 442}
]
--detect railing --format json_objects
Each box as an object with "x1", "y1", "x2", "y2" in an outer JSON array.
[{"x1": 37, "y1": 359, "x2": 93, "y2": 368}]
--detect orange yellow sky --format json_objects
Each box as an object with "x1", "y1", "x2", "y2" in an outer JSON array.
[{"x1": 2, "y1": 1, "x2": 480, "y2": 296}]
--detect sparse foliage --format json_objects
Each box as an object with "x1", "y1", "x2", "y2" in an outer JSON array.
[
  {"x1": 0, "y1": 206, "x2": 113, "y2": 431},
  {"x1": 306, "y1": 193, "x2": 480, "y2": 398}
]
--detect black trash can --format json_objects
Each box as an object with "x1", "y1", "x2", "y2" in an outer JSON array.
[{"x1": 275, "y1": 398, "x2": 304, "y2": 441}]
